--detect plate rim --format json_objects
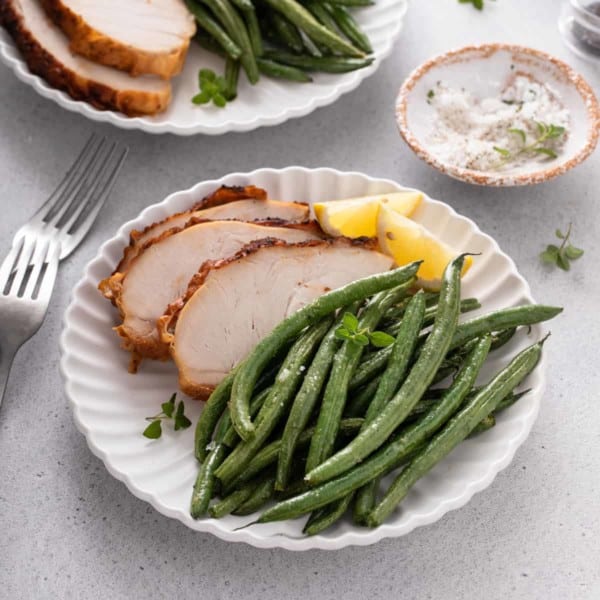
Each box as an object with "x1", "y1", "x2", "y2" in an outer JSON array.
[
  {"x1": 59, "y1": 166, "x2": 545, "y2": 551},
  {"x1": 0, "y1": 0, "x2": 407, "y2": 136}
]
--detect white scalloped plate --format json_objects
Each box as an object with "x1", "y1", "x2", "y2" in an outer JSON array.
[
  {"x1": 0, "y1": 1, "x2": 406, "y2": 136},
  {"x1": 60, "y1": 167, "x2": 547, "y2": 550}
]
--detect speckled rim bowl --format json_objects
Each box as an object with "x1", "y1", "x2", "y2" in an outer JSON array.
[{"x1": 395, "y1": 43, "x2": 600, "y2": 187}]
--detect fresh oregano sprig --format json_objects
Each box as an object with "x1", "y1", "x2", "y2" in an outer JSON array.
[
  {"x1": 192, "y1": 69, "x2": 229, "y2": 108},
  {"x1": 494, "y1": 122, "x2": 566, "y2": 164},
  {"x1": 143, "y1": 393, "x2": 192, "y2": 439},
  {"x1": 540, "y1": 223, "x2": 584, "y2": 271},
  {"x1": 335, "y1": 312, "x2": 395, "y2": 348}
]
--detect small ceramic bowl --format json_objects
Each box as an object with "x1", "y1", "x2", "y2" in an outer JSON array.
[{"x1": 396, "y1": 44, "x2": 600, "y2": 186}]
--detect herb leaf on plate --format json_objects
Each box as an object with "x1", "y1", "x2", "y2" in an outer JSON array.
[{"x1": 143, "y1": 393, "x2": 191, "y2": 439}]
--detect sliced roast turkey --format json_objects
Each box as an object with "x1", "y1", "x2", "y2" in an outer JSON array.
[
  {"x1": 101, "y1": 221, "x2": 322, "y2": 370},
  {"x1": 115, "y1": 185, "x2": 310, "y2": 272},
  {"x1": 40, "y1": 0, "x2": 196, "y2": 79},
  {"x1": 158, "y1": 238, "x2": 394, "y2": 398},
  {"x1": 0, "y1": 0, "x2": 171, "y2": 116}
]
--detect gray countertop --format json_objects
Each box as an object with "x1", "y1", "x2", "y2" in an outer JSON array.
[{"x1": 1, "y1": 1, "x2": 599, "y2": 598}]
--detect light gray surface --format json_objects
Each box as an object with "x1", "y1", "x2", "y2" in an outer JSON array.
[{"x1": 1, "y1": 1, "x2": 599, "y2": 598}]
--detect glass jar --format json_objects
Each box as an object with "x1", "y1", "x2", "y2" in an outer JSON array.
[{"x1": 559, "y1": 0, "x2": 600, "y2": 63}]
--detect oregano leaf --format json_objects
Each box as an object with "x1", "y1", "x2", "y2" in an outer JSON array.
[
  {"x1": 143, "y1": 420, "x2": 162, "y2": 439},
  {"x1": 334, "y1": 327, "x2": 352, "y2": 341},
  {"x1": 508, "y1": 128, "x2": 526, "y2": 143},
  {"x1": 342, "y1": 313, "x2": 359, "y2": 333},
  {"x1": 556, "y1": 250, "x2": 570, "y2": 271},
  {"x1": 354, "y1": 334, "x2": 370, "y2": 346},
  {"x1": 369, "y1": 331, "x2": 396, "y2": 348},
  {"x1": 565, "y1": 245, "x2": 584, "y2": 260}
]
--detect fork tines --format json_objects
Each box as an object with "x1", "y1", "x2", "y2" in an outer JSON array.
[{"x1": 13, "y1": 133, "x2": 128, "y2": 261}]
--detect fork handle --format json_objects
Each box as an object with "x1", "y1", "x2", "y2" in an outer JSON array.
[{"x1": 0, "y1": 345, "x2": 18, "y2": 410}]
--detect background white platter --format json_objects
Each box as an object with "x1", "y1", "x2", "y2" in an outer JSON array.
[{"x1": 0, "y1": 1, "x2": 407, "y2": 135}]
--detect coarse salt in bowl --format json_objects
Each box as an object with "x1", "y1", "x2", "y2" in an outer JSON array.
[{"x1": 396, "y1": 44, "x2": 600, "y2": 186}]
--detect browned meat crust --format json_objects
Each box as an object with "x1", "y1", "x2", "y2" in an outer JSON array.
[
  {"x1": 0, "y1": 0, "x2": 171, "y2": 115},
  {"x1": 40, "y1": 0, "x2": 192, "y2": 79},
  {"x1": 157, "y1": 235, "x2": 379, "y2": 398},
  {"x1": 111, "y1": 185, "x2": 273, "y2": 277}
]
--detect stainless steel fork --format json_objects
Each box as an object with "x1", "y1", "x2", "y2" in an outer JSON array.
[{"x1": 0, "y1": 134, "x2": 128, "y2": 408}]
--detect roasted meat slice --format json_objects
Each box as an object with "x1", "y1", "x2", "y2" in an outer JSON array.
[
  {"x1": 40, "y1": 0, "x2": 196, "y2": 78},
  {"x1": 116, "y1": 185, "x2": 310, "y2": 272},
  {"x1": 158, "y1": 238, "x2": 394, "y2": 398},
  {"x1": 101, "y1": 221, "x2": 321, "y2": 370},
  {"x1": 0, "y1": 0, "x2": 171, "y2": 116}
]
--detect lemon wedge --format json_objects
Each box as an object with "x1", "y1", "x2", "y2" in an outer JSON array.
[
  {"x1": 377, "y1": 205, "x2": 472, "y2": 289},
  {"x1": 314, "y1": 191, "x2": 422, "y2": 238}
]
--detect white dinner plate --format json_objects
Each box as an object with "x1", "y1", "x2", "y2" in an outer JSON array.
[
  {"x1": 60, "y1": 167, "x2": 547, "y2": 550},
  {"x1": 0, "y1": 1, "x2": 407, "y2": 136}
]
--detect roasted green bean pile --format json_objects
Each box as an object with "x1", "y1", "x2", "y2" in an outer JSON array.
[
  {"x1": 190, "y1": 257, "x2": 562, "y2": 534},
  {"x1": 185, "y1": 0, "x2": 375, "y2": 102}
]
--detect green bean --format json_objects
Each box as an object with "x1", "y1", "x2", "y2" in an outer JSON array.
[
  {"x1": 303, "y1": 493, "x2": 354, "y2": 535},
  {"x1": 305, "y1": 0, "x2": 340, "y2": 34},
  {"x1": 257, "y1": 58, "x2": 313, "y2": 82},
  {"x1": 220, "y1": 386, "x2": 271, "y2": 447},
  {"x1": 353, "y1": 292, "x2": 426, "y2": 514},
  {"x1": 263, "y1": 50, "x2": 373, "y2": 73},
  {"x1": 233, "y1": 477, "x2": 276, "y2": 515},
  {"x1": 491, "y1": 327, "x2": 517, "y2": 350},
  {"x1": 216, "y1": 318, "x2": 333, "y2": 487},
  {"x1": 305, "y1": 255, "x2": 465, "y2": 486},
  {"x1": 276, "y1": 479, "x2": 311, "y2": 500},
  {"x1": 325, "y1": 4, "x2": 372, "y2": 53},
  {"x1": 200, "y1": 0, "x2": 259, "y2": 84},
  {"x1": 386, "y1": 298, "x2": 480, "y2": 337},
  {"x1": 194, "y1": 31, "x2": 228, "y2": 58},
  {"x1": 224, "y1": 56, "x2": 240, "y2": 100},
  {"x1": 194, "y1": 371, "x2": 235, "y2": 462},
  {"x1": 303, "y1": 1, "x2": 337, "y2": 55},
  {"x1": 448, "y1": 305, "x2": 562, "y2": 352},
  {"x1": 186, "y1": 0, "x2": 243, "y2": 59},
  {"x1": 190, "y1": 443, "x2": 229, "y2": 518},
  {"x1": 494, "y1": 388, "x2": 530, "y2": 414},
  {"x1": 190, "y1": 387, "x2": 271, "y2": 517},
  {"x1": 366, "y1": 337, "x2": 545, "y2": 526},
  {"x1": 257, "y1": 337, "x2": 532, "y2": 526},
  {"x1": 344, "y1": 376, "x2": 381, "y2": 418},
  {"x1": 383, "y1": 335, "x2": 492, "y2": 464},
  {"x1": 300, "y1": 31, "x2": 323, "y2": 57},
  {"x1": 229, "y1": 262, "x2": 420, "y2": 439},
  {"x1": 363, "y1": 291, "x2": 426, "y2": 425},
  {"x1": 260, "y1": 0, "x2": 364, "y2": 56},
  {"x1": 209, "y1": 480, "x2": 260, "y2": 518},
  {"x1": 276, "y1": 306, "x2": 358, "y2": 490},
  {"x1": 257, "y1": 442, "x2": 422, "y2": 523},
  {"x1": 244, "y1": 8, "x2": 263, "y2": 56},
  {"x1": 351, "y1": 304, "x2": 562, "y2": 391},
  {"x1": 345, "y1": 354, "x2": 456, "y2": 417},
  {"x1": 306, "y1": 287, "x2": 409, "y2": 472},
  {"x1": 233, "y1": 418, "x2": 363, "y2": 489},
  {"x1": 353, "y1": 485, "x2": 376, "y2": 525},
  {"x1": 229, "y1": 0, "x2": 253, "y2": 10},
  {"x1": 382, "y1": 291, "x2": 439, "y2": 324},
  {"x1": 469, "y1": 414, "x2": 495, "y2": 437},
  {"x1": 271, "y1": 12, "x2": 304, "y2": 52}
]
